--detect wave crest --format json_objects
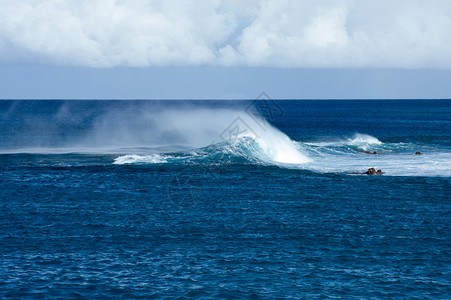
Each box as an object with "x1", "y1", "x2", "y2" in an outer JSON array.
[
  {"x1": 346, "y1": 133, "x2": 382, "y2": 146},
  {"x1": 113, "y1": 132, "x2": 311, "y2": 166},
  {"x1": 113, "y1": 154, "x2": 167, "y2": 165},
  {"x1": 306, "y1": 133, "x2": 383, "y2": 151}
]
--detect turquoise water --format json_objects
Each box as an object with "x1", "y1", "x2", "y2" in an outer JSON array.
[{"x1": 1, "y1": 100, "x2": 450, "y2": 298}]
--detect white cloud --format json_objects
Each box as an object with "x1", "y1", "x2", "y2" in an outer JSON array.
[{"x1": 0, "y1": 0, "x2": 450, "y2": 68}]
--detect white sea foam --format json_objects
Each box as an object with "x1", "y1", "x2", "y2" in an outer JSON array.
[
  {"x1": 346, "y1": 133, "x2": 382, "y2": 146},
  {"x1": 113, "y1": 154, "x2": 168, "y2": 165},
  {"x1": 306, "y1": 133, "x2": 382, "y2": 151},
  {"x1": 346, "y1": 133, "x2": 382, "y2": 151},
  {"x1": 299, "y1": 149, "x2": 451, "y2": 177}
]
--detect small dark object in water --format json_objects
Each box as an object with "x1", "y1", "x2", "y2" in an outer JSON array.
[
  {"x1": 365, "y1": 151, "x2": 379, "y2": 155},
  {"x1": 365, "y1": 168, "x2": 383, "y2": 175},
  {"x1": 366, "y1": 168, "x2": 376, "y2": 175},
  {"x1": 415, "y1": 151, "x2": 423, "y2": 155}
]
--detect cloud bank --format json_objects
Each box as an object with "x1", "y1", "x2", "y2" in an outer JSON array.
[{"x1": 1, "y1": 0, "x2": 450, "y2": 68}]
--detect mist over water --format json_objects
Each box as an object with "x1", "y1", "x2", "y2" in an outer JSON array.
[{"x1": 0, "y1": 100, "x2": 246, "y2": 150}]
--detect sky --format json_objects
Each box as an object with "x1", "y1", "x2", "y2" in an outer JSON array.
[{"x1": 1, "y1": 0, "x2": 451, "y2": 99}]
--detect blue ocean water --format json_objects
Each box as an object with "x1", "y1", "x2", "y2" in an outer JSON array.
[{"x1": 0, "y1": 100, "x2": 450, "y2": 299}]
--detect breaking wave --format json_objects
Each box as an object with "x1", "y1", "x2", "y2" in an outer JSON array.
[
  {"x1": 113, "y1": 154, "x2": 168, "y2": 165},
  {"x1": 114, "y1": 132, "x2": 451, "y2": 177},
  {"x1": 305, "y1": 133, "x2": 383, "y2": 151},
  {"x1": 113, "y1": 131, "x2": 312, "y2": 166}
]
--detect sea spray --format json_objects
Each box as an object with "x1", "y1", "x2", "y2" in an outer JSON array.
[{"x1": 112, "y1": 105, "x2": 312, "y2": 165}]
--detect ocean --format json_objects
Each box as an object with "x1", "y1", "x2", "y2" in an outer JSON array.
[{"x1": 1, "y1": 99, "x2": 450, "y2": 299}]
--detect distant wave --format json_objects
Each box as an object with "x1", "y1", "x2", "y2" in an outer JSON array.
[
  {"x1": 304, "y1": 133, "x2": 419, "y2": 154},
  {"x1": 305, "y1": 133, "x2": 382, "y2": 151},
  {"x1": 113, "y1": 154, "x2": 168, "y2": 165}
]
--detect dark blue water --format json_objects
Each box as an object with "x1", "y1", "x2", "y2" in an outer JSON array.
[{"x1": 1, "y1": 100, "x2": 450, "y2": 299}]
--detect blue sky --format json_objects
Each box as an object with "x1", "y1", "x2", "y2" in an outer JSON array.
[{"x1": 1, "y1": 0, "x2": 451, "y2": 99}]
